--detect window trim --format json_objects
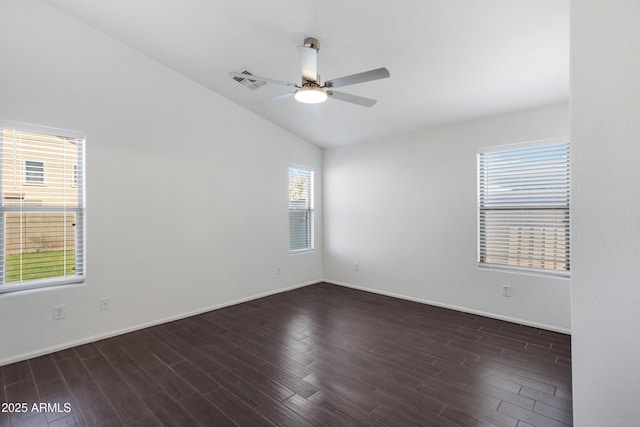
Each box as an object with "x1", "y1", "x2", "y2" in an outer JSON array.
[
  {"x1": 0, "y1": 121, "x2": 86, "y2": 293},
  {"x1": 477, "y1": 138, "x2": 570, "y2": 278},
  {"x1": 288, "y1": 164, "x2": 315, "y2": 254}
]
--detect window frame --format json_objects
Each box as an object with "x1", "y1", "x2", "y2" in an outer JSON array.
[
  {"x1": 477, "y1": 138, "x2": 570, "y2": 278},
  {"x1": 0, "y1": 121, "x2": 86, "y2": 293},
  {"x1": 288, "y1": 165, "x2": 315, "y2": 254}
]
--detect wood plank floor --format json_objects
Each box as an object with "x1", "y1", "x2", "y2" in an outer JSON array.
[{"x1": 1, "y1": 283, "x2": 572, "y2": 426}]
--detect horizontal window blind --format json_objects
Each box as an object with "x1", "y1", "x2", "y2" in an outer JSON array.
[
  {"x1": 289, "y1": 167, "x2": 314, "y2": 252},
  {"x1": 478, "y1": 142, "x2": 570, "y2": 275},
  {"x1": 0, "y1": 127, "x2": 85, "y2": 290}
]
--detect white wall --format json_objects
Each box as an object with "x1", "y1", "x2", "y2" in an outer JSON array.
[
  {"x1": 571, "y1": 1, "x2": 640, "y2": 425},
  {"x1": 323, "y1": 103, "x2": 571, "y2": 331},
  {"x1": 0, "y1": 0, "x2": 322, "y2": 365}
]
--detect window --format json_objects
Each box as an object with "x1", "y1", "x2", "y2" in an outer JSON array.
[
  {"x1": 0, "y1": 124, "x2": 85, "y2": 292},
  {"x1": 478, "y1": 141, "x2": 570, "y2": 276},
  {"x1": 289, "y1": 166, "x2": 314, "y2": 252},
  {"x1": 25, "y1": 160, "x2": 44, "y2": 184}
]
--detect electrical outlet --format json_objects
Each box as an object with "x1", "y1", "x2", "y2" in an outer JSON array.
[
  {"x1": 100, "y1": 299, "x2": 110, "y2": 311},
  {"x1": 276, "y1": 266, "x2": 281, "y2": 276},
  {"x1": 354, "y1": 263, "x2": 359, "y2": 271},
  {"x1": 53, "y1": 305, "x2": 66, "y2": 320},
  {"x1": 502, "y1": 285, "x2": 512, "y2": 297}
]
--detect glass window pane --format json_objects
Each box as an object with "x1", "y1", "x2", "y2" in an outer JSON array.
[
  {"x1": 289, "y1": 167, "x2": 314, "y2": 252},
  {"x1": 478, "y1": 142, "x2": 570, "y2": 275},
  {"x1": 5, "y1": 212, "x2": 77, "y2": 283}
]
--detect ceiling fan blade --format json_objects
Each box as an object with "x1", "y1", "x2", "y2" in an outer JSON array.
[
  {"x1": 229, "y1": 72, "x2": 297, "y2": 87},
  {"x1": 297, "y1": 46, "x2": 318, "y2": 82},
  {"x1": 253, "y1": 92, "x2": 294, "y2": 105},
  {"x1": 328, "y1": 90, "x2": 377, "y2": 107},
  {"x1": 325, "y1": 67, "x2": 390, "y2": 89}
]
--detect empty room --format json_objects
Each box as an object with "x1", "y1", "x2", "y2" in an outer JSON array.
[{"x1": 0, "y1": 0, "x2": 638, "y2": 426}]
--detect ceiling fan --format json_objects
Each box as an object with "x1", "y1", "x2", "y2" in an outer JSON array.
[{"x1": 230, "y1": 37, "x2": 390, "y2": 107}]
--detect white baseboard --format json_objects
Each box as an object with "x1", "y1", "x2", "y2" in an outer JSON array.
[
  {"x1": 0, "y1": 279, "x2": 320, "y2": 367},
  {"x1": 1, "y1": 277, "x2": 570, "y2": 366},
  {"x1": 323, "y1": 279, "x2": 571, "y2": 335}
]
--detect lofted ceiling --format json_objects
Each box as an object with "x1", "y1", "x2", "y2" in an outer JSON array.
[{"x1": 47, "y1": 0, "x2": 569, "y2": 148}]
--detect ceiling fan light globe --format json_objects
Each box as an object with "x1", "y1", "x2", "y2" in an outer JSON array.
[{"x1": 294, "y1": 87, "x2": 328, "y2": 104}]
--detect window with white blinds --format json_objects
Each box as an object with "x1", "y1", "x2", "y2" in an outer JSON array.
[
  {"x1": 289, "y1": 166, "x2": 314, "y2": 252},
  {"x1": 0, "y1": 124, "x2": 85, "y2": 292},
  {"x1": 478, "y1": 141, "x2": 570, "y2": 276}
]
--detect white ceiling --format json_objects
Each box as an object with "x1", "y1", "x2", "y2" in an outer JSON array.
[{"x1": 48, "y1": 0, "x2": 569, "y2": 148}]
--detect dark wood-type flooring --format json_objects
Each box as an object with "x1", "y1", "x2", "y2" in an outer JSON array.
[{"x1": 1, "y1": 283, "x2": 572, "y2": 426}]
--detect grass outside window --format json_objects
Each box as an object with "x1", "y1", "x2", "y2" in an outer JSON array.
[{"x1": 5, "y1": 250, "x2": 76, "y2": 283}]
